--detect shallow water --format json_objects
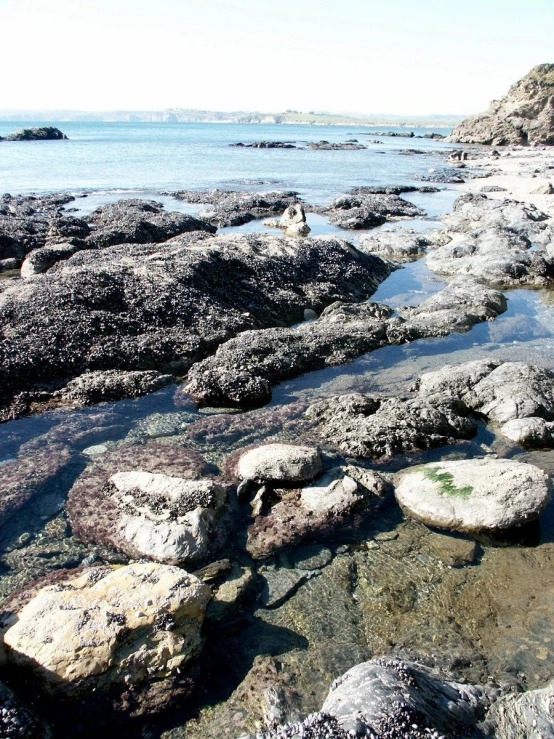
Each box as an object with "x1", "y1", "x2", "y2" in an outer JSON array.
[{"x1": 2, "y1": 129, "x2": 554, "y2": 736}]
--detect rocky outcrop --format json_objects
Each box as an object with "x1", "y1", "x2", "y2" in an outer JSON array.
[
  {"x1": 20, "y1": 242, "x2": 81, "y2": 277},
  {"x1": 416, "y1": 360, "x2": 554, "y2": 447},
  {"x1": 442, "y1": 193, "x2": 550, "y2": 239},
  {"x1": 487, "y1": 679, "x2": 554, "y2": 738},
  {"x1": 66, "y1": 444, "x2": 229, "y2": 565},
  {"x1": 0, "y1": 233, "x2": 389, "y2": 421},
  {"x1": 307, "y1": 140, "x2": 366, "y2": 150},
  {"x1": 448, "y1": 64, "x2": 554, "y2": 145},
  {"x1": 230, "y1": 141, "x2": 296, "y2": 148},
  {"x1": 1, "y1": 564, "x2": 210, "y2": 704},
  {"x1": 56, "y1": 369, "x2": 173, "y2": 406},
  {"x1": 394, "y1": 457, "x2": 551, "y2": 533},
  {"x1": 306, "y1": 393, "x2": 476, "y2": 459},
  {"x1": 4, "y1": 127, "x2": 68, "y2": 141},
  {"x1": 0, "y1": 681, "x2": 52, "y2": 738},
  {"x1": 169, "y1": 189, "x2": 301, "y2": 227},
  {"x1": 323, "y1": 192, "x2": 425, "y2": 231},
  {"x1": 184, "y1": 279, "x2": 507, "y2": 408},
  {"x1": 259, "y1": 658, "x2": 492, "y2": 739},
  {"x1": 358, "y1": 230, "x2": 431, "y2": 261}
]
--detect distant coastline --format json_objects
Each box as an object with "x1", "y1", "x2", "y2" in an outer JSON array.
[{"x1": 0, "y1": 108, "x2": 465, "y2": 128}]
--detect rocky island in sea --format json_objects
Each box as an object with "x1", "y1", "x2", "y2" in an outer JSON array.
[{"x1": 0, "y1": 65, "x2": 554, "y2": 738}]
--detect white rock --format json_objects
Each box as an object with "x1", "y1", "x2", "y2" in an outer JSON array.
[
  {"x1": 301, "y1": 469, "x2": 360, "y2": 513},
  {"x1": 2, "y1": 563, "x2": 210, "y2": 687},
  {"x1": 237, "y1": 443, "x2": 322, "y2": 483},
  {"x1": 395, "y1": 457, "x2": 551, "y2": 532},
  {"x1": 501, "y1": 417, "x2": 553, "y2": 446}
]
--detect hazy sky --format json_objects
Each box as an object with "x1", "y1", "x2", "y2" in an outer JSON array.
[{"x1": 2, "y1": 0, "x2": 553, "y2": 115}]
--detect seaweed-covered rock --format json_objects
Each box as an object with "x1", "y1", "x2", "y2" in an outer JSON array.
[
  {"x1": 66, "y1": 444, "x2": 228, "y2": 565},
  {"x1": 325, "y1": 193, "x2": 424, "y2": 231},
  {"x1": 0, "y1": 233, "x2": 388, "y2": 420},
  {"x1": 306, "y1": 393, "x2": 476, "y2": 458},
  {"x1": 1, "y1": 564, "x2": 210, "y2": 700},
  {"x1": 395, "y1": 457, "x2": 551, "y2": 533},
  {"x1": 448, "y1": 64, "x2": 554, "y2": 145}
]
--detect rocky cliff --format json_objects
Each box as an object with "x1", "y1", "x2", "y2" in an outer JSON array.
[{"x1": 448, "y1": 63, "x2": 554, "y2": 145}]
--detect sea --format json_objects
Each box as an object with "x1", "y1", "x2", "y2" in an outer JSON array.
[{"x1": 2, "y1": 120, "x2": 554, "y2": 738}]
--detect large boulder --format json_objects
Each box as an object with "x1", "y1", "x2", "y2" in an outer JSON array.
[
  {"x1": 1, "y1": 564, "x2": 210, "y2": 697},
  {"x1": 448, "y1": 64, "x2": 554, "y2": 145},
  {"x1": 279, "y1": 203, "x2": 310, "y2": 236},
  {"x1": 394, "y1": 457, "x2": 551, "y2": 533}
]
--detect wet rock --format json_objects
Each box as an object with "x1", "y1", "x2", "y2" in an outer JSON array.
[
  {"x1": 20, "y1": 242, "x2": 80, "y2": 277},
  {"x1": 85, "y1": 199, "x2": 216, "y2": 248},
  {"x1": 1, "y1": 563, "x2": 210, "y2": 701},
  {"x1": 426, "y1": 227, "x2": 553, "y2": 287},
  {"x1": 279, "y1": 203, "x2": 310, "y2": 236},
  {"x1": 306, "y1": 393, "x2": 477, "y2": 459},
  {"x1": 395, "y1": 457, "x2": 551, "y2": 533},
  {"x1": 66, "y1": 443, "x2": 229, "y2": 565},
  {"x1": 246, "y1": 467, "x2": 387, "y2": 559},
  {"x1": 448, "y1": 64, "x2": 554, "y2": 145},
  {"x1": 169, "y1": 189, "x2": 300, "y2": 227},
  {"x1": 501, "y1": 417, "x2": 554, "y2": 447},
  {"x1": 487, "y1": 679, "x2": 554, "y2": 738},
  {"x1": 325, "y1": 193, "x2": 425, "y2": 231},
  {"x1": 205, "y1": 565, "x2": 257, "y2": 623},
  {"x1": 428, "y1": 532, "x2": 478, "y2": 567},
  {"x1": 237, "y1": 443, "x2": 322, "y2": 483},
  {"x1": 358, "y1": 230, "x2": 431, "y2": 261},
  {"x1": 320, "y1": 658, "x2": 491, "y2": 737},
  {"x1": 230, "y1": 141, "x2": 296, "y2": 148},
  {"x1": 0, "y1": 680, "x2": 52, "y2": 738},
  {"x1": 417, "y1": 360, "x2": 554, "y2": 426},
  {"x1": 1, "y1": 233, "x2": 384, "y2": 419},
  {"x1": 57, "y1": 369, "x2": 173, "y2": 406},
  {"x1": 418, "y1": 168, "x2": 466, "y2": 184},
  {"x1": 4, "y1": 127, "x2": 68, "y2": 141}
]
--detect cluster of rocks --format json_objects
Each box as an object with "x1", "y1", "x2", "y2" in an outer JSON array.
[
  {"x1": 320, "y1": 189, "x2": 426, "y2": 230},
  {"x1": 0, "y1": 231, "x2": 391, "y2": 420},
  {"x1": 448, "y1": 63, "x2": 554, "y2": 145},
  {"x1": 426, "y1": 193, "x2": 554, "y2": 287},
  {"x1": 230, "y1": 141, "x2": 297, "y2": 148},
  {"x1": 0, "y1": 127, "x2": 68, "y2": 142},
  {"x1": 184, "y1": 278, "x2": 507, "y2": 407},
  {"x1": 307, "y1": 140, "x2": 366, "y2": 150},
  {"x1": 168, "y1": 189, "x2": 301, "y2": 227}
]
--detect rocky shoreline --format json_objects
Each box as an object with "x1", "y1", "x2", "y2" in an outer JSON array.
[{"x1": 0, "y1": 135, "x2": 554, "y2": 738}]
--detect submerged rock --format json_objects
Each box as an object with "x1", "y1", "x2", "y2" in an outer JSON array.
[
  {"x1": 1, "y1": 563, "x2": 210, "y2": 702},
  {"x1": 448, "y1": 63, "x2": 554, "y2": 145},
  {"x1": 395, "y1": 457, "x2": 551, "y2": 533},
  {"x1": 66, "y1": 443, "x2": 229, "y2": 565}
]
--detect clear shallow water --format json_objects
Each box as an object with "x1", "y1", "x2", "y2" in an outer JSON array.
[{"x1": 2, "y1": 124, "x2": 554, "y2": 736}]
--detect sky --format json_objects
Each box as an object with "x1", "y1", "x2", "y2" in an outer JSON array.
[{"x1": 1, "y1": 0, "x2": 553, "y2": 115}]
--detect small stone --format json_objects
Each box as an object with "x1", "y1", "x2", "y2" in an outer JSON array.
[{"x1": 237, "y1": 443, "x2": 322, "y2": 483}]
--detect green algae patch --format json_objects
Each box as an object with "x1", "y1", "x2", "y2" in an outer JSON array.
[{"x1": 423, "y1": 466, "x2": 473, "y2": 499}]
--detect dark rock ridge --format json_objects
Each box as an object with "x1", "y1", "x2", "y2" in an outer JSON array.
[
  {"x1": 184, "y1": 278, "x2": 507, "y2": 407},
  {"x1": 307, "y1": 140, "x2": 366, "y2": 150},
  {"x1": 0, "y1": 195, "x2": 216, "y2": 265},
  {"x1": 0, "y1": 680, "x2": 52, "y2": 738},
  {"x1": 3, "y1": 127, "x2": 68, "y2": 141},
  {"x1": 168, "y1": 189, "x2": 301, "y2": 227},
  {"x1": 0, "y1": 233, "x2": 391, "y2": 421},
  {"x1": 448, "y1": 63, "x2": 554, "y2": 145},
  {"x1": 230, "y1": 141, "x2": 296, "y2": 148}
]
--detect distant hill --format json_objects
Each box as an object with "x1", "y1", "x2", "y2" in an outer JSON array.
[{"x1": 0, "y1": 108, "x2": 465, "y2": 128}]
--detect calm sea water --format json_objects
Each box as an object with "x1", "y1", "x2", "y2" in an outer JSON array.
[{"x1": 0, "y1": 120, "x2": 453, "y2": 203}]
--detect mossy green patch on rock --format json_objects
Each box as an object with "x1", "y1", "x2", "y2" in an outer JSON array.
[{"x1": 423, "y1": 466, "x2": 473, "y2": 499}]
